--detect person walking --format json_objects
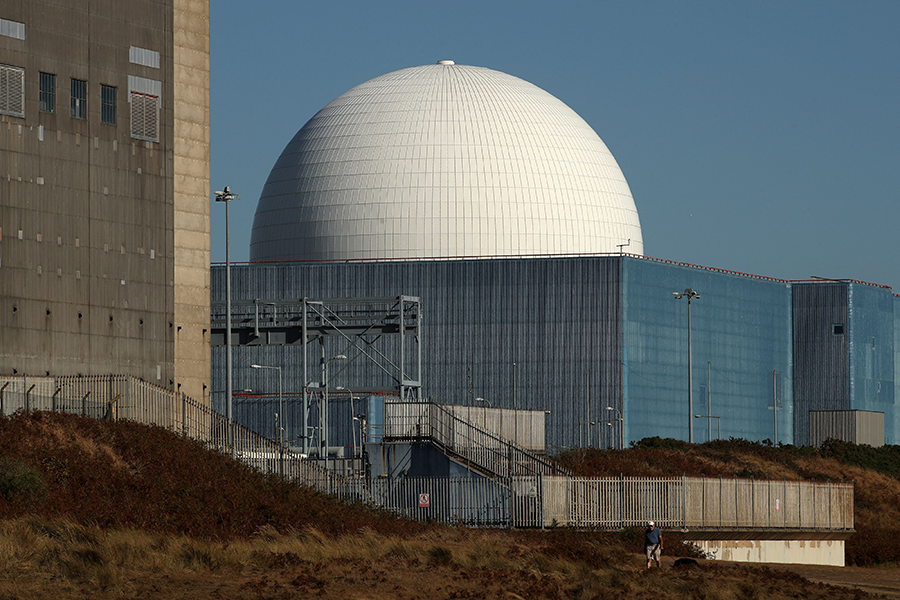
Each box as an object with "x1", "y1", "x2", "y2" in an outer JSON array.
[{"x1": 645, "y1": 521, "x2": 663, "y2": 569}]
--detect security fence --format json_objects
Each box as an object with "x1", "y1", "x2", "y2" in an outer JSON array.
[
  {"x1": 0, "y1": 375, "x2": 855, "y2": 531},
  {"x1": 365, "y1": 475, "x2": 855, "y2": 530},
  {"x1": 0, "y1": 374, "x2": 340, "y2": 495}
]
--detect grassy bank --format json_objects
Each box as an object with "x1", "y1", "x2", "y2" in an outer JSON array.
[{"x1": 0, "y1": 412, "x2": 892, "y2": 598}]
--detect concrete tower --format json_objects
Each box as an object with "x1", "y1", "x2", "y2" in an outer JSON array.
[{"x1": 0, "y1": 0, "x2": 210, "y2": 402}]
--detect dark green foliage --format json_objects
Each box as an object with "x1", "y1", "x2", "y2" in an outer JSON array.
[
  {"x1": 819, "y1": 439, "x2": 900, "y2": 478},
  {"x1": 0, "y1": 456, "x2": 47, "y2": 502},
  {"x1": 630, "y1": 437, "x2": 689, "y2": 451}
]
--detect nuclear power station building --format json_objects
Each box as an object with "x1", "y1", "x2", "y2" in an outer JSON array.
[
  {"x1": 0, "y1": 1, "x2": 210, "y2": 403},
  {"x1": 1, "y1": 6, "x2": 895, "y2": 452},
  {"x1": 210, "y1": 61, "x2": 899, "y2": 451}
]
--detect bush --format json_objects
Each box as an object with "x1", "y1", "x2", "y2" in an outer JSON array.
[
  {"x1": 0, "y1": 456, "x2": 47, "y2": 502},
  {"x1": 630, "y1": 437, "x2": 688, "y2": 451}
]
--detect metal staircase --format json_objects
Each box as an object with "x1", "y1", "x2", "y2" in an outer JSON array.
[{"x1": 382, "y1": 401, "x2": 569, "y2": 479}]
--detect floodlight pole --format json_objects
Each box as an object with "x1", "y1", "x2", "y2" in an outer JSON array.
[
  {"x1": 215, "y1": 186, "x2": 239, "y2": 451},
  {"x1": 323, "y1": 354, "x2": 347, "y2": 460},
  {"x1": 337, "y1": 386, "x2": 356, "y2": 459},
  {"x1": 773, "y1": 369, "x2": 777, "y2": 445},
  {"x1": 674, "y1": 288, "x2": 700, "y2": 444},
  {"x1": 606, "y1": 406, "x2": 623, "y2": 449},
  {"x1": 251, "y1": 364, "x2": 282, "y2": 475}
]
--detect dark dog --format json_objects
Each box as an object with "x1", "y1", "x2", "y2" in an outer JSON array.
[{"x1": 673, "y1": 558, "x2": 700, "y2": 568}]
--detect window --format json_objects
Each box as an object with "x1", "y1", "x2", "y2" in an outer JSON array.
[
  {"x1": 39, "y1": 72, "x2": 55, "y2": 113},
  {"x1": 0, "y1": 64, "x2": 25, "y2": 117},
  {"x1": 70, "y1": 78, "x2": 86, "y2": 119},
  {"x1": 130, "y1": 92, "x2": 158, "y2": 141},
  {"x1": 101, "y1": 84, "x2": 116, "y2": 124},
  {"x1": 832, "y1": 324, "x2": 844, "y2": 335}
]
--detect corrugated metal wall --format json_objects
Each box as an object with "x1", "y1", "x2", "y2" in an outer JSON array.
[
  {"x1": 211, "y1": 260, "x2": 896, "y2": 450},
  {"x1": 622, "y1": 259, "x2": 793, "y2": 444},
  {"x1": 895, "y1": 295, "x2": 900, "y2": 440},
  {"x1": 846, "y1": 284, "x2": 896, "y2": 443},
  {"x1": 212, "y1": 256, "x2": 623, "y2": 452},
  {"x1": 792, "y1": 283, "x2": 850, "y2": 446},
  {"x1": 809, "y1": 410, "x2": 885, "y2": 447}
]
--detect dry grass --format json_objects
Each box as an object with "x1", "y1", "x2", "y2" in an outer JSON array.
[
  {"x1": 0, "y1": 413, "x2": 894, "y2": 597},
  {"x1": 0, "y1": 517, "x2": 875, "y2": 600},
  {"x1": 557, "y1": 440, "x2": 900, "y2": 566}
]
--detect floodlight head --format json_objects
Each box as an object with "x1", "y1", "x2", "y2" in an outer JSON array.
[
  {"x1": 673, "y1": 292, "x2": 682, "y2": 298},
  {"x1": 215, "y1": 185, "x2": 239, "y2": 202},
  {"x1": 606, "y1": 406, "x2": 615, "y2": 411},
  {"x1": 250, "y1": 364, "x2": 261, "y2": 369}
]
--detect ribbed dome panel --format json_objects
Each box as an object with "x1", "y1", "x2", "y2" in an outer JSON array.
[{"x1": 251, "y1": 63, "x2": 643, "y2": 261}]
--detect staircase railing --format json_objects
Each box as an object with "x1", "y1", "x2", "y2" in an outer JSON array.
[{"x1": 383, "y1": 401, "x2": 568, "y2": 478}]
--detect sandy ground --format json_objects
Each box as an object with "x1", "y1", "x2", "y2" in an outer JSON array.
[{"x1": 769, "y1": 563, "x2": 900, "y2": 598}]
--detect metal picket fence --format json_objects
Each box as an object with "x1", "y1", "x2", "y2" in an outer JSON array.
[
  {"x1": 0, "y1": 375, "x2": 855, "y2": 532},
  {"x1": 0, "y1": 374, "x2": 342, "y2": 495},
  {"x1": 365, "y1": 475, "x2": 854, "y2": 530}
]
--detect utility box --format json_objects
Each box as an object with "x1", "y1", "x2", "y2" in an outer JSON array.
[{"x1": 809, "y1": 410, "x2": 884, "y2": 447}]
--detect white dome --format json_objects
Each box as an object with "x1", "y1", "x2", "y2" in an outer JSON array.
[{"x1": 250, "y1": 62, "x2": 643, "y2": 261}]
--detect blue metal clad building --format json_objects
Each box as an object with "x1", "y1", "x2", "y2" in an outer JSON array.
[
  {"x1": 204, "y1": 255, "x2": 900, "y2": 451},
  {"x1": 622, "y1": 258, "x2": 793, "y2": 445},
  {"x1": 896, "y1": 294, "x2": 900, "y2": 440},
  {"x1": 792, "y1": 282, "x2": 896, "y2": 445},
  {"x1": 217, "y1": 61, "x2": 900, "y2": 453}
]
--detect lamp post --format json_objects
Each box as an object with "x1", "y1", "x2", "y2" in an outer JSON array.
[
  {"x1": 695, "y1": 414, "x2": 721, "y2": 440},
  {"x1": 579, "y1": 421, "x2": 596, "y2": 448},
  {"x1": 251, "y1": 364, "x2": 282, "y2": 475},
  {"x1": 673, "y1": 288, "x2": 700, "y2": 444},
  {"x1": 323, "y1": 354, "x2": 347, "y2": 460},
  {"x1": 214, "y1": 186, "x2": 239, "y2": 449},
  {"x1": 606, "y1": 406, "x2": 624, "y2": 449}
]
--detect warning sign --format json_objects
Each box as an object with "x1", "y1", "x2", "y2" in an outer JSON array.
[
  {"x1": 419, "y1": 493, "x2": 430, "y2": 508},
  {"x1": 527, "y1": 486, "x2": 538, "y2": 498}
]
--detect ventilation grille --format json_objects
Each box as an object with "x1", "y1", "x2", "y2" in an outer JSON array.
[
  {"x1": 0, "y1": 64, "x2": 25, "y2": 117},
  {"x1": 130, "y1": 92, "x2": 158, "y2": 142}
]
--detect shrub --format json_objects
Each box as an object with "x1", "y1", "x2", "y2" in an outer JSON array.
[
  {"x1": 630, "y1": 437, "x2": 688, "y2": 451},
  {"x1": 0, "y1": 456, "x2": 47, "y2": 502}
]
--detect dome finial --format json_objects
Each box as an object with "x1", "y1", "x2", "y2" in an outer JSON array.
[{"x1": 437, "y1": 60, "x2": 455, "y2": 65}]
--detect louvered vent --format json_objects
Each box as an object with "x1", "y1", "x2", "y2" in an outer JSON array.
[
  {"x1": 130, "y1": 92, "x2": 158, "y2": 142},
  {"x1": 0, "y1": 64, "x2": 25, "y2": 117}
]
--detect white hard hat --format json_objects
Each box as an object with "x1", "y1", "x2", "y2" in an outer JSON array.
[{"x1": 648, "y1": 521, "x2": 654, "y2": 527}]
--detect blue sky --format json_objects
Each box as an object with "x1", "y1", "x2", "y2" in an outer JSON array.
[{"x1": 210, "y1": 1, "x2": 899, "y2": 292}]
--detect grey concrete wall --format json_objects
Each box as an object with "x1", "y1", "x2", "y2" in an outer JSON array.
[{"x1": 0, "y1": 0, "x2": 209, "y2": 400}]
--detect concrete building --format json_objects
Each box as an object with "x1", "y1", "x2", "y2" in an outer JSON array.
[
  {"x1": 0, "y1": 1, "x2": 210, "y2": 401},
  {"x1": 211, "y1": 61, "x2": 899, "y2": 451}
]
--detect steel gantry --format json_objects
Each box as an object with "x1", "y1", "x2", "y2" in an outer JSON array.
[{"x1": 210, "y1": 296, "x2": 423, "y2": 454}]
